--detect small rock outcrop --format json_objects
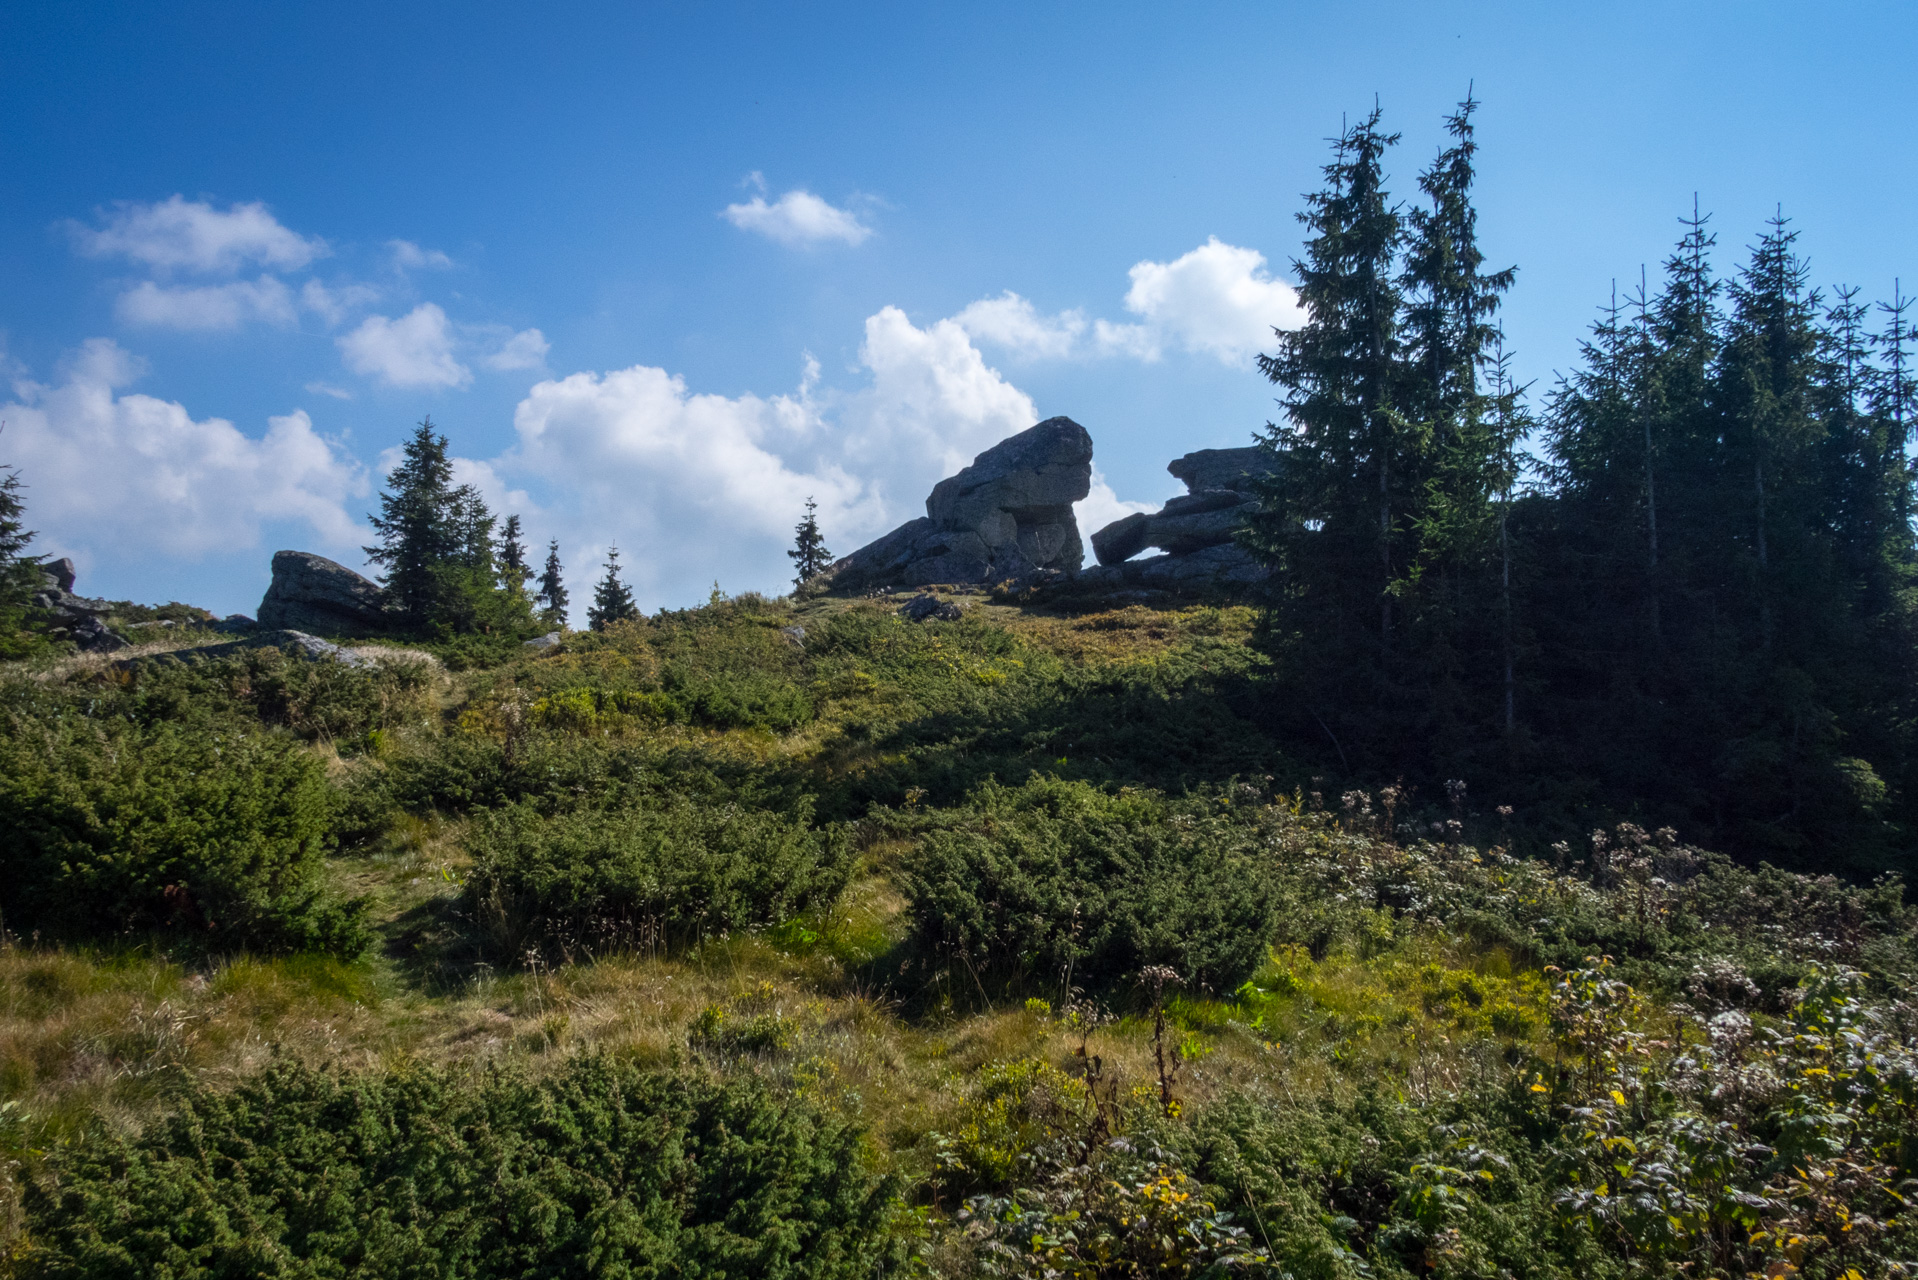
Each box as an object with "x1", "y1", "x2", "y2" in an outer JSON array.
[
  {"x1": 898, "y1": 594, "x2": 963, "y2": 623},
  {"x1": 257, "y1": 551, "x2": 394, "y2": 636},
  {"x1": 31, "y1": 562, "x2": 128, "y2": 652},
  {"x1": 1079, "y1": 445, "x2": 1275, "y2": 591},
  {"x1": 829, "y1": 418, "x2": 1094, "y2": 591},
  {"x1": 117, "y1": 630, "x2": 379, "y2": 671}
]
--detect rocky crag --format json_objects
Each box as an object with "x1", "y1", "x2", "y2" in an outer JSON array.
[
  {"x1": 31, "y1": 558, "x2": 130, "y2": 652},
  {"x1": 1077, "y1": 446, "x2": 1274, "y2": 590},
  {"x1": 827, "y1": 417, "x2": 1093, "y2": 592},
  {"x1": 256, "y1": 550, "x2": 395, "y2": 636}
]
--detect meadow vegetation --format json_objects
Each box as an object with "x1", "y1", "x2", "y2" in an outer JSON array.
[{"x1": 1, "y1": 591, "x2": 1913, "y2": 1278}]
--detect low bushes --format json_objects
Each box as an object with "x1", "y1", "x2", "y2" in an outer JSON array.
[
  {"x1": 0, "y1": 716, "x2": 366, "y2": 956},
  {"x1": 465, "y1": 796, "x2": 855, "y2": 957},
  {"x1": 901, "y1": 777, "x2": 1284, "y2": 995},
  {"x1": 18, "y1": 1056, "x2": 903, "y2": 1279}
]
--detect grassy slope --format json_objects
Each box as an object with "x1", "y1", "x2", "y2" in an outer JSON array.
[{"x1": 1, "y1": 589, "x2": 1911, "y2": 1275}]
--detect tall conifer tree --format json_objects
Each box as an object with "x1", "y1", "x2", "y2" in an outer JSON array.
[
  {"x1": 788, "y1": 497, "x2": 833, "y2": 588},
  {"x1": 536, "y1": 540, "x2": 570, "y2": 627},
  {"x1": 587, "y1": 547, "x2": 640, "y2": 631}
]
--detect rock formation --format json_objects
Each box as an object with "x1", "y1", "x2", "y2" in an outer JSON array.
[
  {"x1": 828, "y1": 417, "x2": 1093, "y2": 590},
  {"x1": 118, "y1": 629, "x2": 379, "y2": 671},
  {"x1": 256, "y1": 551, "x2": 395, "y2": 636},
  {"x1": 1079, "y1": 445, "x2": 1275, "y2": 591},
  {"x1": 31, "y1": 561, "x2": 129, "y2": 652}
]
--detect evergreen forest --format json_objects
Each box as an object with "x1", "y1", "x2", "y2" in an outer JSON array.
[{"x1": 1, "y1": 98, "x2": 1916, "y2": 1280}]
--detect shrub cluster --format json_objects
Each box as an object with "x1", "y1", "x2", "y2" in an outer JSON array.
[
  {"x1": 465, "y1": 796, "x2": 854, "y2": 957},
  {"x1": 901, "y1": 776, "x2": 1285, "y2": 995},
  {"x1": 0, "y1": 714, "x2": 366, "y2": 956},
  {"x1": 18, "y1": 1056, "x2": 903, "y2": 1279}
]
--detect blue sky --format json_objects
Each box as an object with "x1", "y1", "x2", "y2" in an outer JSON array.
[{"x1": 2, "y1": 1, "x2": 1912, "y2": 618}]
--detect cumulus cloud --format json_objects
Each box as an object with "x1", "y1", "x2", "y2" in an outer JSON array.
[
  {"x1": 953, "y1": 292, "x2": 1088, "y2": 361},
  {"x1": 1120, "y1": 237, "x2": 1305, "y2": 365},
  {"x1": 954, "y1": 238, "x2": 1302, "y2": 367},
  {"x1": 484, "y1": 328, "x2": 550, "y2": 372},
  {"x1": 388, "y1": 239, "x2": 454, "y2": 271},
  {"x1": 67, "y1": 195, "x2": 327, "y2": 275},
  {"x1": 488, "y1": 303, "x2": 1051, "y2": 613},
  {"x1": 300, "y1": 279, "x2": 382, "y2": 327},
  {"x1": 338, "y1": 304, "x2": 471, "y2": 389},
  {"x1": 115, "y1": 276, "x2": 298, "y2": 330},
  {"x1": 722, "y1": 185, "x2": 872, "y2": 247},
  {"x1": 0, "y1": 339, "x2": 366, "y2": 566}
]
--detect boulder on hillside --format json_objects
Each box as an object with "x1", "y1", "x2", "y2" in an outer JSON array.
[
  {"x1": 829, "y1": 417, "x2": 1094, "y2": 590},
  {"x1": 31, "y1": 561, "x2": 128, "y2": 652},
  {"x1": 257, "y1": 551, "x2": 395, "y2": 636},
  {"x1": 1079, "y1": 444, "x2": 1278, "y2": 591}
]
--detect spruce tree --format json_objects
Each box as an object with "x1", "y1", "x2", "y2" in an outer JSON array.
[
  {"x1": 497, "y1": 515, "x2": 532, "y2": 596},
  {"x1": 536, "y1": 540, "x2": 569, "y2": 627},
  {"x1": 1245, "y1": 103, "x2": 1409, "y2": 687},
  {"x1": 787, "y1": 497, "x2": 833, "y2": 588},
  {"x1": 365, "y1": 418, "x2": 463, "y2": 625},
  {"x1": 0, "y1": 442, "x2": 46, "y2": 658},
  {"x1": 587, "y1": 547, "x2": 640, "y2": 631}
]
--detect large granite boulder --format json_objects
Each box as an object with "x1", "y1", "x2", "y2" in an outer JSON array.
[
  {"x1": 257, "y1": 551, "x2": 395, "y2": 636},
  {"x1": 830, "y1": 417, "x2": 1093, "y2": 590},
  {"x1": 1080, "y1": 444, "x2": 1278, "y2": 591}
]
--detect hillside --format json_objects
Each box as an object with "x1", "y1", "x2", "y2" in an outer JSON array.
[{"x1": 2, "y1": 590, "x2": 1914, "y2": 1278}]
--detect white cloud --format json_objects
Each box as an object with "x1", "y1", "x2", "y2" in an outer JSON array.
[
  {"x1": 304, "y1": 381, "x2": 354, "y2": 400},
  {"x1": 722, "y1": 187, "x2": 872, "y2": 247},
  {"x1": 0, "y1": 339, "x2": 366, "y2": 564},
  {"x1": 68, "y1": 195, "x2": 327, "y2": 274},
  {"x1": 837, "y1": 306, "x2": 1038, "y2": 488},
  {"x1": 114, "y1": 276, "x2": 299, "y2": 331},
  {"x1": 484, "y1": 327, "x2": 550, "y2": 372},
  {"x1": 952, "y1": 238, "x2": 1302, "y2": 368},
  {"x1": 1120, "y1": 237, "x2": 1304, "y2": 365},
  {"x1": 953, "y1": 292, "x2": 1088, "y2": 361},
  {"x1": 489, "y1": 303, "x2": 1051, "y2": 614},
  {"x1": 338, "y1": 304, "x2": 471, "y2": 389},
  {"x1": 300, "y1": 279, "x2": 382, "y2": 327},
  {"x1": 388, "y1": 239, "x2": 454, "y2": 271}
]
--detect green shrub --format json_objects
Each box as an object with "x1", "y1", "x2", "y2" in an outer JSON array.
[
  {"x1": 0, "y1": 716, "x2": 366, "y2": 956},
  {"x1": 18, "y1": 1056, "x2": 903, "y2": 1279},
  {"x1": 902, "y1": 777, "x2": 1284, "y2": 995},
  {"x1": 465, "y1": 795, "x2": 854, "y2": 957}
]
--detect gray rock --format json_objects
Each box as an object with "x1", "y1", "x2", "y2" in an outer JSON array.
[
  {"x1": 1077, "y1": 542, "x2": 1267, "y2": 590},
  {"x1": 1086, "y1": 443, "x2": 1277, "y2": 574},
  {"x1": 211, "y1": 614, "x2": 258, "y2": 634},
  {"x1": 40, "y1": 557, "x2": 76, "y2": 592},
  {"x1": 830, "y1": 417, "x2": 1094, "y2": 590},
  {"x1": 71, "y1": 614, "x2": 131, "y2": 653},
  {"x1": 1165, "y1": 446, "x2": 1276, "y2": 496},
  {"x1": 899, "y1": 594, "x2": 963, "y2": 622},
  {"x1": 115, "y1": 629, "x2": 375, "y2": 670},
  {"x1": 257, "y1": 551, "x2": 394, "y2": 636},
  {"x1": 779, "y1": 626, "x2": 807, "y2": 647},
  {"x1": 522, "y1": 631, "x2": 565, "y2": 651},
  {"x1": 1090, "y1": 512, "x2": 1152, "y2": 566}
]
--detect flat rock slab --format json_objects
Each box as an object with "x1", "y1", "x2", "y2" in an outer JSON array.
[{"x1": 115, "y1": 630, "x2": 377, "y2": 670}]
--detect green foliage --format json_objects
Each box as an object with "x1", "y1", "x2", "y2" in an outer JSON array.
[
  {"x1": 0, "y1": 713, "x2": 366, "y2": 956},
  {"x1": 364, "y1": 418, "x2": 538, "y2": 639},
  {"x1": 790, "y1": 496, "x2": 834, "y2": 588},
  {"x1": 901, "y1": 777, "x2": 1285, "y2": 995},
  {"x1": 464, "y1": 795, "x2": 855, "y2": 957},
  {"x1": 535, "y1": 537, "x2": 569, "y2": 626},
  {"x1": 588, "y1": 545, "x2": 641, "y2": 630},
  {"x1": 17, "y1": 1056, "x2": 904, "y2": 1280}
]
